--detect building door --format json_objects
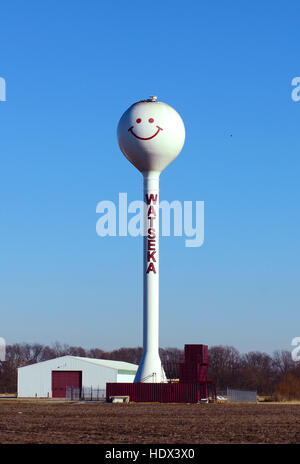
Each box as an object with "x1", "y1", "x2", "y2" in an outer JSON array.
[{"x1": 52, "y1": 371, "x2": 82, "y2": 398}]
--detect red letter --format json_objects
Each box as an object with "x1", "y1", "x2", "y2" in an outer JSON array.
[
  {"x1": 145, "y1": 194, "x2": 158, "y2": 205},
  {"x1": 148, "y1": 228, "x2": 156, "y2": 239},
  {"x1": 148, "y1": 217, "x2": 155, "y2": 228},
  {"x1": 147, "y1": 262, "x2": 156, "y2": 274},
  {"x1": 148, "y1": 239, "x2": 156, "y2": 251},
  {"x1": 148, "y1": 205, "x2": 156, "y2": 217},
  {"x1": 147, "y1": 251, "x2": 156, "y2": 262}
]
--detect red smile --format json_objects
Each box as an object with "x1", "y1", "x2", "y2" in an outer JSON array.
[{"x1": 128, "y1": 125, "x2": 163, "y2": 140}]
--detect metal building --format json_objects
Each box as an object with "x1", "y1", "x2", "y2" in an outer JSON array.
[
  {"x1": 18, "y1": 356, "x2": 138, "y2": 398},
  {"x1": 107, "y1": 345, "x2": 216, "y2": 403}
]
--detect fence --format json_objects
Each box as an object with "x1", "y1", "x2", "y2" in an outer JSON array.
[
  {"x1": 82, "y1": 387, "x2": 106, "y2": 401},
  {"x1": 65, "y1": 387, "x2": 106, "y2": 401},
  {"x1": 227, "y1": 388, "x2": 257, "y2": 403},
  {"x1": 66, "y1": 387, "x2": 81, "y2": 401}
]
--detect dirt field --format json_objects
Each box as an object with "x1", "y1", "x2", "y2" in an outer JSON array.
[{"x1": 0, "y1": 400, "x2": 300, "y2": 444}]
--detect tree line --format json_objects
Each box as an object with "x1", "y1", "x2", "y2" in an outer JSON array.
[{"x1": 0, "y1": 342, "x2": 299, "y2": 399}]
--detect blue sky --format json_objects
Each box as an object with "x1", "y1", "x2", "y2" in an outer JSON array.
[{"x1": 0, "y1": 0, "x2": 299, "y2": 354}]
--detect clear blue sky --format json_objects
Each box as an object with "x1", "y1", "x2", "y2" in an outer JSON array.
[{"x1": 0, "y1": 1, "x2": 299, "y2": 354}]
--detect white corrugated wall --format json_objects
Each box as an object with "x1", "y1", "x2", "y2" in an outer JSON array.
[
  {"x1": 116, "y1": 373, "x2": 135, "y2": 383},
  {"x1": 17, "y1": 356, "x2": 119, "y2": 397}
]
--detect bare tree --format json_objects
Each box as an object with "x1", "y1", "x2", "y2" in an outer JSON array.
[
  {"x1": 160, "y1": 347, "x2": 184, "y2": 379},
  {"x1": 273, "y1": 350, "x2": 295, "y2": 376},
  {"x1": 208, "y1": 345, "x2": 242, "y2": 391},
  {"x1": 240, "y1": 351, "x2": 276, "y2": 394},
  {"x1": 1, "y1": 342, "x2": 300, "y2": 396}
]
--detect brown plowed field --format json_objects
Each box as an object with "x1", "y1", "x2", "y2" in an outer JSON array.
[{"x1": 0, "y1": 401, "x2": 300, "y2": 444}]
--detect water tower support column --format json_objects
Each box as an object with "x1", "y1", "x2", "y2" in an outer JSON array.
[{"x1": 134, "y1": 171, "x2": 165, "y2": 382}]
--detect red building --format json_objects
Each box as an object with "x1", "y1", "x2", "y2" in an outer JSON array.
[{"x1": 106, "y1": 344, "x2": 216, "y2": 403}]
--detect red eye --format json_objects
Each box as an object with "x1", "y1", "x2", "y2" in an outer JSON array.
[
  {"x1": 136, "y1": 118, "x2": 141, "y2": 123},
  {"x1": 148, "y1": 118, "x2": 154, "y2": 123}
]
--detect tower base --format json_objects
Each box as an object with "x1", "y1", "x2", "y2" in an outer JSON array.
[{"x1": 106, "y1": 381, "x2": 216, "y2": 403}]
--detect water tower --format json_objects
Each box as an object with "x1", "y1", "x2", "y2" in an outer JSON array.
[{"x1": 117, "y1": 96, "x2": 185, "y2": 382}]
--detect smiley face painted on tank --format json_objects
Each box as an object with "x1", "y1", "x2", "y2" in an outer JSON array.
[
  {"x1": 128, "y1": 117, "x2": 163, "y2": 141},
  {"x1": 117, "y1": 99, "x2": 185, "y2": 173}
]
